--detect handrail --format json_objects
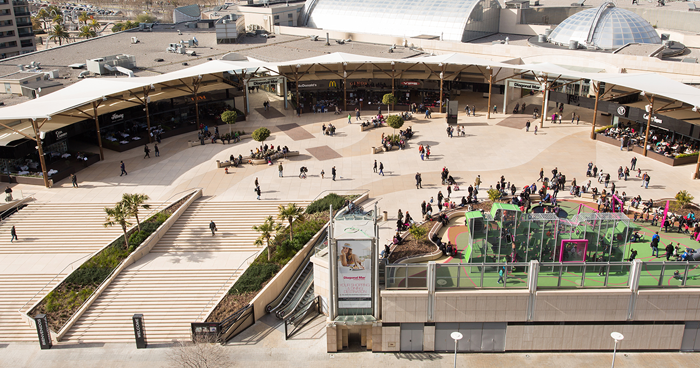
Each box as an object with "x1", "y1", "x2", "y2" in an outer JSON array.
[
  {"x1": 17, "y1": 188, "x2": 201, "y2": 316},
  {"x1": 311, "y1": 189, "x2": 369, "y2": 202},
  {"x1": 195, "y1": 248, "x2": 263, "y2": 323},
  {"x1": 0, "y1": 190, "x2": 34, "y2": 220},
  {"x1": 267, "y1": 242, "x2": 317, "y2": 313}
]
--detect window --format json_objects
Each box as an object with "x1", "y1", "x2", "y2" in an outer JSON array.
[
  {"x1": 288, "y1": 13, "x2": 293, "y2": 18},
  {"x1": 288, "y1": 20, "x2": 293, "y2": 26},
  {"x1": 274, "y1": 15, "x2": 279, "y2": 20}
]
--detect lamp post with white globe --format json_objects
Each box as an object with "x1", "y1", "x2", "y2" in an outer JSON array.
[
  {"x1": 611, "y1": 332, "x2": 624, "y2": 368},
  {"x1": 451, "y1": 331, "x2": 463, "y2": 368}
]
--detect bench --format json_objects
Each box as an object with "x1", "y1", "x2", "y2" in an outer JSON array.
[
  {"x1": 689, "y1": 3, "x2": 700, "y2": 11},
  {"x1": 360, "y1": 122, "x2": 385, "y2": 132},
  {"x1": 246, "y1": 151, "x2": 300, "y2": 165}
]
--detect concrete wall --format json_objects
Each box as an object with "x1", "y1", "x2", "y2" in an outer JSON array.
[
  {"x1": 623, "y1": 7, "x2": 700, "y2": 34},
  {"x1": 506, "y1": 323, "x2": 684, "y2": 351},
  {"x1": 634, "y1": 289, "x2": 700, "y2": 321},
  {"x1": 435, "y1": 290, "x2": 529, "y2": 323},
  {"x1": 534, "y1": 290, "x2": 631, "y2": 322},
  {"x1": 499, "y1": 8, "x2": 552, "y2": 36},
  {"x1": 381, "y1": 290, "x2": 429, "y2": 323},
  {"x1": 381, "y1": 325, "x2": 400, "y2": 352}
]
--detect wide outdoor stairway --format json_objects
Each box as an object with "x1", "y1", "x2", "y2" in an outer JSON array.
[
  {"x1": 64, "y1": 200, "x2": 309, "y2": 343},
  {"x1": 0, "y1": 202, "x2": 145, "y2": 342}
]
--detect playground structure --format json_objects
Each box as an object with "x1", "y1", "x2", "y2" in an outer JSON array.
[{"x1": 464, "y1": 203, "x2": 639, "y2": 265}]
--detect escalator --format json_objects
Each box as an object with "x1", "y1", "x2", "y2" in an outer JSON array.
[
  {"x1": 265, "y1": 240, "x2": 317, "y2": 313},
  {"x1": 274, "y1": 265, "x2": 314, "y2": 319}
]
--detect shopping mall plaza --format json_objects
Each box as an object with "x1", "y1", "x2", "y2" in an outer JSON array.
[{"x1": 2, "y1": 0, "x2": 700, "y2": 364}]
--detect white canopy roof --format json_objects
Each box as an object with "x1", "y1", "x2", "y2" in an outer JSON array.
[{"x1": 1, "y1": 52, "x2": 699, "y2": 139}]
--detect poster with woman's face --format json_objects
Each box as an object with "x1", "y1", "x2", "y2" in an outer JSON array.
[{"x1": 337, "y1": 240, "x2": 372, "y2": 308}]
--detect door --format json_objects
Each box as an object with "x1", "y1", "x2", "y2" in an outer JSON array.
[
  {"x1": 435, "y1": 323, "x2": 460, "y2": 352},
  {"x1": 681, "y1": 322, "x2": 700, "y2": 351},
  {"x1": 435, "y1": 322, "x2": 506, "y2": 352},
  {"x1": 400, "y1": 323, "x2": 424, "y2": 352},
  {"x1": 481, "y1": 323, "x2": 506, "y2": 352}
]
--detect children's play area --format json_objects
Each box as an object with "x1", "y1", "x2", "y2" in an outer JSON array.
[{"x1": 386, "y1": 200, "x2": 700, "y2": 290}]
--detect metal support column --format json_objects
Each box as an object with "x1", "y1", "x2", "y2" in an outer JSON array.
[
  {"x1": 487, "y1": 69, "x2": 493, "y2": 119},
  {"x1": 31, "y1": 119, "x2": 50, "y2": 188},
  {"x1": 590, "y1": 81, "x2": 600, "y2": 139},
  {"x1": 92, "y1": 101, "x2": 104, "y2": 161},
  {"x1": 643, "y1": 95, "x2": 655, "y2": 156}
]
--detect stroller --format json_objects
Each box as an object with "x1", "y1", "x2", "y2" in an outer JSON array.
[{"x1": 299, "y1": 166, "x2": 308, "y2": 178}]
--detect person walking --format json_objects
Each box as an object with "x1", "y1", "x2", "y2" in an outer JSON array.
[
  {"x1": 10, "y1": 225, "x2": 17, "y2": 242},
  {"x1": 373, "y1": 160, "x2": 378, "y2": 173},
  {"x1": 356, "y1": 108, "x2": 360, "y2": 120},
  {"x1": 666, "y1": 242, "x2": 675, "y2": 261},
  {"x1": 348, "y1": 113, "x2": 352, "y2": 124},
  {"x1": 154, "y1": 143, "x2": 160, "y2": 157},
  {"x1": 256, "y1": 185, "x2": 261, "y2": 200},
  {"x1": 332, "y1": 166, "x2": 336, "y2": 181},
  {"x1": 534, "y1": 125, "x2": 538, "y2": 135},
  {"x1": 278, "y1": 162, "x2": 284, "y2": 177},
  {"x1": 525, "y1": 121, "x2": 530, "y2": 132},
  {"x1": 144, "y1": 144, "x2": 150, "y2": 159},
  {"x1": 651, "y1": 232, "x2": 660, "y2": 257},
  {"x1": 576, "y1": 115, "x2": 580, "y2": 125},
  {"x1": 474, "y1": 175, "x2": 481, "y2": 191},
  {"x1": 71, "y1": 173, "x2": 78, "y2": 188},
  {"x1": 120, "y1": 161, "x2": 127, "y2": 176},
  {"x1": 379, "y1": 162, "x2": 384, "y2": 176},
  {"x1": 493, "y1": 105, "x2": 497, "y2": 114},
  {"x1": 209, "y1": 221, "x2": 217, "y2": 236},
  {"x1": 630, "y1": 156, "x2": 637, "y2": 171},
  {"x1": 320, "y1": 169, "x2": 325, "y2": 179},
  {"x1": 255, "y1": 177, "x2": 259, "y2": 188},
  {"x1": 538, "y1": 168, "x2": 544, "y2": 182},
  {"x1": 415, "y1": 172, "x2": 422, "y2": 189}
]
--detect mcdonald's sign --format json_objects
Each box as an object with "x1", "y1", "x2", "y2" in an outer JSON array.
[{"x1": 329, "y1": 80, "x2": 338, "y2": 88}]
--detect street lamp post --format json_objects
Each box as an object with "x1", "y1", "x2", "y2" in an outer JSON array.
[
  {"x1": 611, "y1": 332, "x2": 624, "y2": 368},
  {"x1": 451, "y1": 331, "x2": 463, "y2": 368}
]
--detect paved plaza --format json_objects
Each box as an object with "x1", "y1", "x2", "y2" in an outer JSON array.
[{"x1": 2, "y1": 87, "x2": 698, "y2": 365}]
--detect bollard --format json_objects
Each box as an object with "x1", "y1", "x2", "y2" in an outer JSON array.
[
  {"x1": 34, "y1": 314, "x2": 52, "y2": 350},
  {"x1": 382, "y1": 211, "x2": 388, "y2": 222}
]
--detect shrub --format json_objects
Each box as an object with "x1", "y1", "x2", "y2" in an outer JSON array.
[
  {"x1": 305, "y1": 193, "x2": 346, "y2": 214},
  {"x1": 65, "y1": 267, "x2": 112, "y2": 285},
  {"x1": 595, "y1": 125, "x2": 613, "y2": 133},
  {"x1": 487, "y1": 188, "x2": 502, "y2": 201},
  {"x1": 676, "y1": 190, "x2": 695, "y2": 209},
  {"x1": 252, "y1": 127, "x2": 271, "y2": 142},
  {"x1": 382, "y1": 93, "x2": 398, "y2": 106},
  {"x1": 229, "y1": 263, "x2": 279, "y2": 294},
  {"x1": 386, "y1": 115, "x2": 404, "y2": 131},
  {"x1": 676, "y1": 152, "x2": 699, "y2": 159},
  {"x1": 408, "y1": 225, "x2": 427, "y2": 241}
]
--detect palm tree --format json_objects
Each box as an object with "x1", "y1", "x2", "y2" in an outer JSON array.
[
  {"x1": 36, "y1": 8, "x2": 50, "y2": 30},
  {"x1": 78, "y1": 11, "x2": 89, "y2": 27},
  {"x1": 253, "y1": 216, "x2": 282, "y2": 261},
  {"x1": 277, "y1": 203, "x2": 305, "y2": 242},
  {"x1": 104, "y1": 203, "x2": 132, "y2": 249},
  {"x1": 121, "y1": 193, "x2": 150, "y2": 231},
  {"x1": 88, "y1": 19, "x2": 100, "y2": 33},
  {"x1": 49, "y1": 24, "x2": 70, "y2": 45},
  {"x1": 52, "y1": 14, "x2": 63, "y2": 26},
  {"x1": 78, "y1": 25, "x2": 96, "y2": 39}
]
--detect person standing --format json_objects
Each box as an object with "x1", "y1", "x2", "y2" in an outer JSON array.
[
  {"x1": 356, "y1": 108, "x2": 360, "y2": 120},
  {"x1": 538, "y1": 168, "x2": 544, "y2": 182},
  {"x1": 320, "y1": 169, "x2": 325, "y2": 179},
  {"x1": 651, "y1": 232, "x2": 660, "y2": 257},
  {"x1": 348, "y1": 113, "x2": 352, "y2": 124},
  {"x1": 630, "y1": 156, "x2": 637, "y2": 171},
  {"x1": 278, "y1": 163, "x2": 284, "y2": 177},
  {"x1": 71, "y1": 173, "x2": 78, "y2": 188},
  {"x1": 534, "y1": 125, "x2": 538, "y2": 135},
  {"x1": 666, "y1": 242, "x2": 675, "y2": 261},
  {"x1": 144, "y1": 144, "x2": 150, "y2": 159},
  {"x1": 154, "y1": 143, "x2": 160, "y2": 157},
  {"x1": 209, "y1": 221, "x2": 217, "y2": 236},
  {"x1": 256, "y1": 185, "x2": 261, "y2": 200},
  {"x1": 415, "y1": 172, "x2": 422, "y2": 189},
  {"x1": 474, "y1": 175, "x2": 481, "y2": 191},
  {"x1": 332, "y1": 166, "x2": 336, "y2": 181},
  {"x1": 379, "y1": 162, "x2": 384, "y2": 176},
  {"x1": 10, "y1": 225, "x2": 17, "y2": 242},
  {"x1": 120, "y1": 161, "x2": 127, "y2": 176},
  {"x1": 576, "y1": 115, "x2": 580, "y2": 125},
  {"x1": 373, "y1": 160, "x2": 377, "y2": 173},
  {"x1": 421, "y1": 200, "x2": 427, "y2": 216},
  {"x1": 525, "y1": 121, "x2": 530, "y2": 132}
]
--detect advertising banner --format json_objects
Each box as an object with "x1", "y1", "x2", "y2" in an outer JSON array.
[{"x1": 337, "y1": 240, "x2": 372, "y2": 308}]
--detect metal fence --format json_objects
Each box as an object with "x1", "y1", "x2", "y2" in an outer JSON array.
[{"x1": 384, "y1": 261, "x2": 700, "y2": 290}]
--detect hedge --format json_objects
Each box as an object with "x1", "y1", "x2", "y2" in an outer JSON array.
[
  {"x1": 229, "y1": 263, "x2": 279, "y2": 294},
  {"x1": 305, "y1": 193, "x2": 347, "y2": 214}
]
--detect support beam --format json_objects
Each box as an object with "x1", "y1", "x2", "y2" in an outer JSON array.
[
  {"x1": 539, "y1": 75, "x2": 548, "y2": 128},
  {"x1": 487, "y1": 69, "x2": 493, "y2": 119},
  {"x1": 143, "y1": 87, "x2": 152, "y2": 143},
  {"x1": 643, "y1": 95, "x2": 655, "y2": 156},
  {"x1": 438, "y1": 63, "x2": 445, "y2": 114},
  {"x1": 30, "y1": 119, "x2": 50, "y2": 188},
  {"x1": 343, "y1": 63, "x2": 347, "y2": 112},
  {"x1": 590, "y1": 81, "x2": 600, "y2": 139},
  {"x1": 92, "y1": 101, "x2": 104, "y2": 160}
]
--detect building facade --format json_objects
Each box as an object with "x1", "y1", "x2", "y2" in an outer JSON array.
[{"x1": 0, "y1": 0, "x2": 35, "y2": 59}]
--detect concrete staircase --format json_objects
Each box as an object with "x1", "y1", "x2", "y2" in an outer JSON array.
[
  {"x1": 64, "y1": 200, "x2": 309, "y2": 343},
  {"x1": 0, "y1": 203, "x2": 145, "y2": 342}
]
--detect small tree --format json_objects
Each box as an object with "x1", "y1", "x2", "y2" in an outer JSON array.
[
  {"x1": 408, "y1": 224, "x2": 427, "y2": 241},
  {"x1": 136, "y1": 13, "x2": 158, "y2": 24},
  {"x1": 252, "y1": 127, "x2": 271, "y2": 143},
  {"x1": 382, "y1": 93, "x2": 398, "y2": 114},
  {"x1": 676, "y1": 190, "x2": 695, "y2": 209},
  {"x1": 112, "y1": 23, "x2": 124, "y2": 32},
  {"x1": 78, "y1": 11, "x2": 89, "y2": 27},
  {"x1": 104, "y1": 203, "x2": 132, "y2": 250},
  {"x1": 277, "y1": 203, "x2": 305, "y2": 242},
  {"x1": 253, "y1": 216, "x2": 282, "y2": 261},
  {"x1": 487, "y1": 188, "x2": 502, "y2": 201},
  {"x1": 221, "y1": 110, "x2": 238, "y2": 135},
  {"x1": 386, "y1": 115, "x2": 404, "y2": 135},
  {"x1": 49, "y1": 24, "x2": 69, "y2": 45},
  {"x1": 78, "y1": 25, "x2": 96, "y2": 39},
  {"x1": 168, "y1": 336, "x2": 230, "y2": 368},
  {"x1": 121, "y1": 193, "x2": 151, "y2": 231}
]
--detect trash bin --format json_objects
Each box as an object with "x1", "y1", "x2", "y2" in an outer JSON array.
[{"x1": 382, "y1": 211, "x2": 388, "y2": 221}]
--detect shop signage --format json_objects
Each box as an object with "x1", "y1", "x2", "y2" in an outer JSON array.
[
  {"x1": 401, "y1": 81, "x2": 420, "y2": 86},
  {"x1": 111, "y1": 113, "x2": 124, "y2": 121},
  {"x1": 329, "y1": 80, "x2": 338, "y2": 88},
  {"x1": 191, "y1": 322, "x2": 221, "y2": 340},
  {"x1": 298, "y1": 83, "x2": 318, "y2": 88},
  {"x1": 617, "y1": 106, "x2": 626, "y2": 115},
  {"x1": 337, "y1": 240, "x2": 372, "y2": 308},
  {"x1": 643, "y1": 113, "x2": 663, "y2": 124},
  {"x1": 34, "y1": 314, "x2": 52, "y2": 350},
  {"x1": 508, "y1": 79, "x2": 542, "y2": 91},
  {"x1": 54, "y1": 130, "x2": 67, "y2": 140},
  {"x1": 132, "y1": 314, "x2": 147, "y2": 349},
  {"x1": 250, "y1": 77, "x2": 281, "y2": 87}
]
